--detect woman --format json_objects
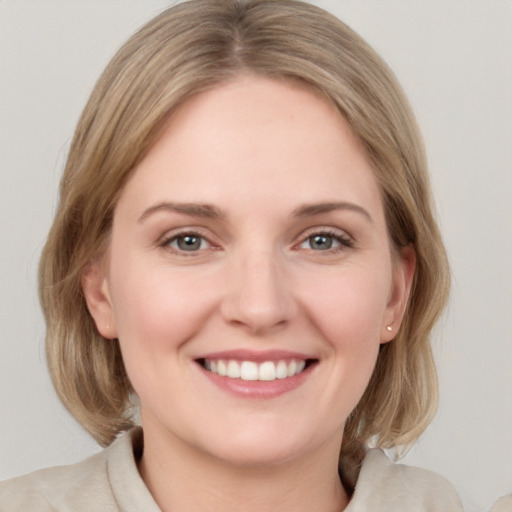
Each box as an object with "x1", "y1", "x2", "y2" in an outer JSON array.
[{"x1": 1, "y1": 0, "x2": 466, "y2": 510}]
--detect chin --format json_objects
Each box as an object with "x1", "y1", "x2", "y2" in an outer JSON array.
[
  {"x1": 209, "y1": 440, "x2": 304, "y2": 469},
  {"x1": 197, "y1": 421, "x2": 327, "y2": 469}
]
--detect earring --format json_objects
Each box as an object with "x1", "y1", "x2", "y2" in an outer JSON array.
[{"x1": 386, "y1": 325, "x2": 393, "y2": 332}]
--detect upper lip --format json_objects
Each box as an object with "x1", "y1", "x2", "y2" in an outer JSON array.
[{"x1": 195, "y1": 349, "x2": 316, "y2": 362}]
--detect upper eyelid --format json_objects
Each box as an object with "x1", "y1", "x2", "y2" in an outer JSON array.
[
  {"x1": 159, "y1": 226, "x2": 213, "y2": 242},
  {"x1": 295, "y1": 225, "x2": 353, "y2": 241}
]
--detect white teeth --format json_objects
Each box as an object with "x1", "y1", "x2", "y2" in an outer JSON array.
[
  {"x1": 227, "y1": 360, "x2": 241, "y2": 378},
  {"x1": 287, "y1": 360, "x2": 297, "y2": 377},
  {"x1": 259, "y1": 361, "x2": 276, "y2": 381},
  {"x1": 240, "y1": 361, "x2": 258, "y2": 381},
  {"x1": 203, "y1": 358, "x2": 308, "y2": 381},
  {"x1": 217, "y1": 360, "x2": 227, "y2": 376},
  {"x1": 276, "y1": 360, "x2": 288, "y2": 379}
]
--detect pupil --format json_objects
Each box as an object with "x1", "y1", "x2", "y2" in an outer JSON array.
[
  {"x1": 178, "y1": 235, "x2": 200, "y2": 251},
  {"x1": 311, "y1": 235, "x2": 332, "y2": 250}
]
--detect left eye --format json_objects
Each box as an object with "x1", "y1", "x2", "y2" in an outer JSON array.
[
  {"x1": 167, "y1": 234, "x2": 211, "y2": 252},
  {"x1": 299, "y1": 233, "x2": 347, "y2": 251}
]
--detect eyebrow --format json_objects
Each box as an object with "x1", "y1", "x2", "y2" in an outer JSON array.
[
  {"x1": 138, "y1": 202, "x2": 225, "y2": 222},
  {"x1": 292, "y1": 201, "x2": 373, "y2": 223},
  {"x1": 138, "y1": 200, "x2": 372, "y2": 223}
]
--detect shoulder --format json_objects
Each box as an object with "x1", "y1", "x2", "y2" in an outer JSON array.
[
  {"x1": 347, "y1": 448, "x2": 464, "y2": 511},
  {"x1": 0, "y1": 449, "x2": 111, "y2": 512},
  {"x1": 489, "y1": 495, "x2": 512, "y2": 512},
  {"x1": 0, "y1": 428, "x2": 153, "y2": 512}
]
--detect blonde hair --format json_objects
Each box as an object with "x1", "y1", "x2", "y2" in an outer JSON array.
[{"x1": 40, "y1": 0, "x2": 449, "y2": 476}]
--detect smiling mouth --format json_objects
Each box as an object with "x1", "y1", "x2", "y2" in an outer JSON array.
[{"x1": 197, "y1": 358, "x2": 316, "y2": 382}]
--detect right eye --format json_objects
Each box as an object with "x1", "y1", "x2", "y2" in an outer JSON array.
[
  {"x1": 163, "y1": 233, "x2": 212, "y2": 253},
  {"x1": 301, "y1": 233, "x2": 342, "y2": 251},
  {"x1": 296, "y1": 229, "x2": 354, "y2": 253}
]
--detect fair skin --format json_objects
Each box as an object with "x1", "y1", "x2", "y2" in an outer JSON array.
[{"x1": 83, "y1": 75, "x2": 415, "y2": 512}]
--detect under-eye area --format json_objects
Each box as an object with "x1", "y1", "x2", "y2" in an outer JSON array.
[{"x1": 196, "y1": 358, "x2": 318, "y2": 381}]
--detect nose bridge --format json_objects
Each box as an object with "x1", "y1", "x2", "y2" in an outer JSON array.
[{"x1": 221, "y1": 243, "x2": 295, "y2": 333}]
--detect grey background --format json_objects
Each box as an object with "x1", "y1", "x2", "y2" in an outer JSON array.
[{"x1": 1, "y1": 1, "x2": 511, "y2": 510}]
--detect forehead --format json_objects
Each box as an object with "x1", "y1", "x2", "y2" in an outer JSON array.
[{"x1": 116, "y1": 75, "x2": 384, "y2": 223}]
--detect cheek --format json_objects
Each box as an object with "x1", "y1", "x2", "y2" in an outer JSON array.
[
  {"x1": 294, "y1": 265, "x2": 391, "y2": 428},
  {"x1": 109, "y1": 244, "x2": 218, "y2": 356},
  {"x1": 110, "y1": 266, "x2": 215, "y2": 351},
  {"x1": 301, "y1": 264, "x2": 391, "y2": 350},
  {"x1": 107, "y1": 264, "x2": 218, "y2": 402}
]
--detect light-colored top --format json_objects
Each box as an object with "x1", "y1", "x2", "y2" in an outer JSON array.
[
  {"x1": 489, "y1": 495, "x2": 512, "y2": 512},
  {"x1": 0, "y1": 428, "x2": 465, "y2": 511}
]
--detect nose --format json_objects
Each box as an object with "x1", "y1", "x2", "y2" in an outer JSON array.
[{"x1": 220, "y1": 248, "x2": 297, "y2": 335}]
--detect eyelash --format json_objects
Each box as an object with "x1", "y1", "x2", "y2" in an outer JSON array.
[
  {"x1": 159, "y1": 228, "x2": 354, "y2": 256},
  {"x1": 159, "y1": 229, "x2": 215, "y2": 256},
  {"x1": 297, "y1": 229, "x2": 354, "y2": 253}
]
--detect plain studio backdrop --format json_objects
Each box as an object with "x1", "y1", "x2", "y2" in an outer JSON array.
[{"x1": 0, "y1": 1, "x2": 511, "y2": 510}]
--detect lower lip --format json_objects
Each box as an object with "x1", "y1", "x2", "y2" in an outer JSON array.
[{"x1": 198, "y1": 363, "x2": 314, "y2": 399}]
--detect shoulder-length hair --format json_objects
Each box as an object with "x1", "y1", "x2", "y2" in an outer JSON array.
[{"x1": 40, "y1": 0, "x2": 449, "y2": 474}]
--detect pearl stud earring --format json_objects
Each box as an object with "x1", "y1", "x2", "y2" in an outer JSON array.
[{"x1": 386, "y1": 325, "x2": 393, "y2": 332}]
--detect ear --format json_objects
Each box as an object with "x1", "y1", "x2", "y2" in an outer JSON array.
[
  {"x1": 81, "y1": 261, "x2": 118, "y2": 339},
  {"x1": 380, "y1": 245, "x2": 416, "y2": 343}
]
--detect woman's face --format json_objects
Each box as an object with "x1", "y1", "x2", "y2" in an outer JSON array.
[{"x1": 85, "y1": 75, "x2": 413, "y2": 467}]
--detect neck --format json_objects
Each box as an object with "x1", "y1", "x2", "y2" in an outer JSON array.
[{"x1": 138, "y1": 423, "x2": 349, "y2": 512}]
